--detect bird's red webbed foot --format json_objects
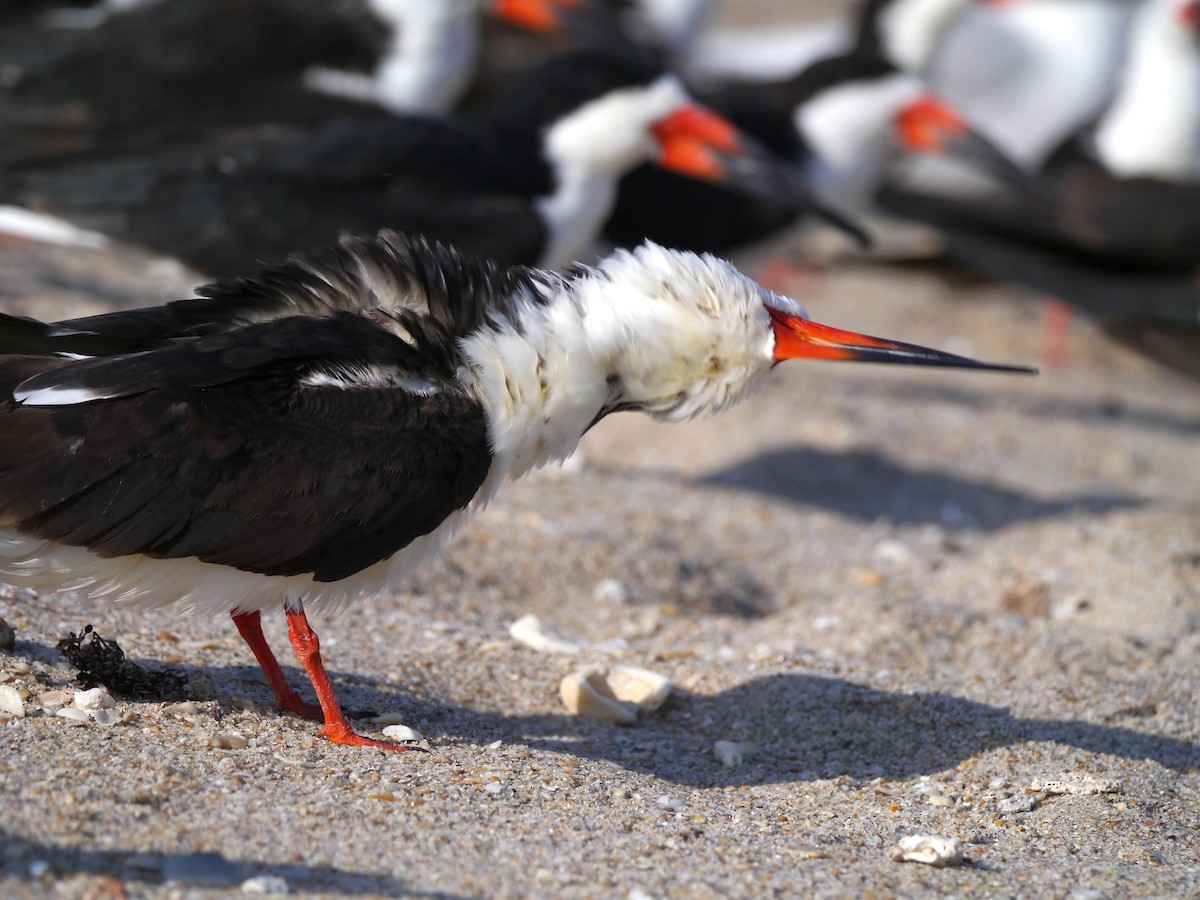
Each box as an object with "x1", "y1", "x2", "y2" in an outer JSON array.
[
  {"x1": 231, "y1": 610, "x2": 324, "y2": 722},
  {"x1": 284, "y1": 603, "x2": 413, "y2": 752},
  {"x1": 316, "y1": 721, "x2": 413, "y2": 751}
]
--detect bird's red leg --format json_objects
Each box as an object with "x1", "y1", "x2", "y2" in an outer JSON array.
[
  {"x1": 1042, "y1": 298, "x2": 1073, "y2": 368},
  {"x1": 230, "y1": 610, "x2": 324, "y2": 722},
  {"x1": 284, "y1": 603, "x2": 409, "y2": 751}
]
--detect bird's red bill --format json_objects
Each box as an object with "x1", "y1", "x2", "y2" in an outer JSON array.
[
  {"x1": 894, "y1": 96, "x2": 967, "y2": 154},
  {"x1": 651, "y1": 105, "x2": 742, "y2": 180},
  {"x1": 491, "y1": 0, "x2": 581, "y2": 33},
  {"x1": 768, "y1": 308, "x2": 1036, "y2": 373}
]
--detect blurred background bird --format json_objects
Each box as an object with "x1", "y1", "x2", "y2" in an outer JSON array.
[{"x1": 0, "y1": 0, "x2": 1197, "y2": 378}]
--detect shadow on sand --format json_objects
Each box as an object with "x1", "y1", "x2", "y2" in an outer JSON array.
[
  {"x1": 0, "y1": 841, "x2": 467, "y2": 898},
  {"x1": 696, "y1": 445, "x2": 1139, "y2": 530}
]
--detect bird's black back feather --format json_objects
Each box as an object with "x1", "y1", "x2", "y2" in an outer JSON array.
[{"x1": 0, "y1": 231, "x2": 562, "y2": 582}]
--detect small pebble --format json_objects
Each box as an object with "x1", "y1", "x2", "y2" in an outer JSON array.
[
  {"x1": 1066, "y1": 890, "x2": 1106, "y2": 900},
  {"x1": 0, "y1": 684, "x2": 25, "y2": 718},
  {"x1": 56, "y1": 707, "x2": 89, "y2": 722},
  {"x1": 998, "y1": 795, "x2": 1037, "y2": 814},
  {"x1": 926, "y1": 793, "x2": 954, "y2": 808},
  {"x1": 242, "y1": 875, "x2": 289, "y2": 895},
  {"x1": 988, "y1": 778, "x2": 1008, "y2": 791},
  {"x1": 382, "y1": 724, "x2": 425, "y2": 743},
  {"x1": 656, "y1": 796, "x2": 686, "y2": 810},
  {"x1": 850, "y1": 568, "x2": 885, "y2": 588},
  {"x1": 74, "y1": 688, "x2": 115, "y2": 711},
  {"x1": 171, "y1": 701, "x2": 205, "y2": 718},
  {"x1": 534, "y1": 869, "x2": 554, "y2": 886},
  {"x1": 793, "y1": 845, "x2": 828, "y2": 860},
  {"x1": 509, "y1": 614, "x2": 581, "y2": 654},
  {"x1": 210, "y1": 733, "x2": 248, "y2": 750},
  {"x1": 888, "y1": 835, "x2": 964, "y2": 868},
  {"x1": 483, "y1": 781, "x2": 503, "y2": 794},
  {"x1": 592, "y1": 578, "x2": 630, "y2": 605},
  {"x1": 873, "y1": 539, "x2": 914, "y2": 565}
]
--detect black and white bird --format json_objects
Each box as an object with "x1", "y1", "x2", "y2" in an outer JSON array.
[
  {"x1": 877, "y1": 0, "x2": 1200, "y2": 373},
  {"x1": 0, "y1": 50, "x2": 861, "y2": 275},
  {"x1": 0, "y1": 230, "x2": 1033, "y2": 750},
  {"x1": 604, "y1": 48, "x2": 1033, "y2": 254},
  {"x1": 0, "y1": 0, "x2": 579, "y2": 164}
]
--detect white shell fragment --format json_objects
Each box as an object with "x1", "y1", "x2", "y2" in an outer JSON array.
[
  {"x1": 0, "y1": 684, "x2": 26, "y2": 718},
  {"x1": 560, "y1": 666, "x2": 672, "y2": 725},
  {"x1": 713, "y1": 740, "x2": 751, "y2": 768},
  {"x1": 888, "y1": 835, "x2": 964, "y2": 868},
  {"x1": 73, "y1": 688, "x2": 115, "y2": 711},
  {"x1": 241, "y1": 875, "x2": 290, "y2": 895},
  {"x1": 592, "y1": 578, "x2": 630, "y2": 605},
  {"x1": 88, "y1": 708, "x2": 123, "y2": 727},
  {"x1": 1031, "y1": 774, "x2": 1121, "y2": 795},
  {"x1": 509, "y1": 614, "x2": 582, "y2": 655},
  {"x1": 56, "y1": 707, "x2": 90, "y2": 722},
  {"x1": 382, "y1": 724, "x2": 425, "y2": 743}
]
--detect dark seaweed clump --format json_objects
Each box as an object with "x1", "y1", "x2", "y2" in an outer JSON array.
[{"x1": 57, "y1": 624, "x2": 187, "y2": 699}]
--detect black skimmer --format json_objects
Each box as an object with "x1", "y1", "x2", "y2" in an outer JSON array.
[
  {"x1": 925, "y1": 0, "x2": 1133, "y2": 171},
  {"x1": 0, "y1": 50, "x2": 862, "y2": 274},
  {"x1": 877, "y1": 0, "x2": 1200, "y2": 372},
  {"x1": 0, "y1": 229, "x2": 1033, "y2": 750},
  {"x1": 0, "y1": 0, "x2": 579, "y2": 162},
  {"x1": 603, "y1": 49, "x2": 1032, "y2": 254}
]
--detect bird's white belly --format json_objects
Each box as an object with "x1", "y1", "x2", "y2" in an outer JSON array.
[{"x1": 0, "y1": 501, "x2": 477, "y2": 617}]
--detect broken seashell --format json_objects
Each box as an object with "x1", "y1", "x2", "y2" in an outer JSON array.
[
  {"x1": 0, "y1": 684, "x2": 25, "y2": 718},
  {"x1": 74, "y1": 687, "x2": 115, "y2": 711},
  {"x1": 560, "y1": 666, "x2": 672, "y2": 725},
  {"x1": 509, "y1": 614, "x2": 581, "y2": 654},
  {"x1": 56, "y1": 707, "x2": 90, "y2": 722},
  {"x1": 713, "y1": 740, "x2": 750, "y2": 768},
  {"x1": 382, "y1": 724, "x2": 425, "y2": 743},
  {"x1": 36, "y1": 690, "x2": 71, "y2": 709},
  {"x1": 888, "y1": 834, "x2": 964, "y2": 867},
  {"x1": 88, "y1": 708, "x2": 123, "y2": 727},
  {"x1": 1031, "y1": 774, "x2": 1121, "y2": 795}
]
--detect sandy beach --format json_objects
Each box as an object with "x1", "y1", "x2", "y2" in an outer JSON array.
[
  {"x1": 1, "y1": 1, "x2": 1199, "y2": 896},
  {"x1": 0, "y1": 210, "x2": 1197, "y2": 899}
]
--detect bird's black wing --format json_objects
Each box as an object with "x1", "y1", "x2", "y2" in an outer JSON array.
[
  {"x1": 0, "y1": 313, "x2": 492, "y2": 582},
  {"x1": 0, "y1": 231, "x2": 555, "y2": 357},
  {"x1": 1, "y1": 113, "x2": 536, "y2": 274},
  {"x1": 878, "y1": 175, "x2": 1200, "y2": 273},
  {"x1": 0, "y1": 0, "x2": 381, "y2": 160}
]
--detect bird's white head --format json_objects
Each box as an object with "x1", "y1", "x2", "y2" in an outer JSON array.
[
  {"x1": 461, "y1": 241, "x2": 1031, "y2": 483},
  {"x1": 574, "y1": 243, "x2": 792, "y2": 421},
  {"x1": 572, "y1": 243, "x2": 1031, "y2": 423},
  {"x1": 542, "y1": 74, "x2": 706, "y2": 177}
]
